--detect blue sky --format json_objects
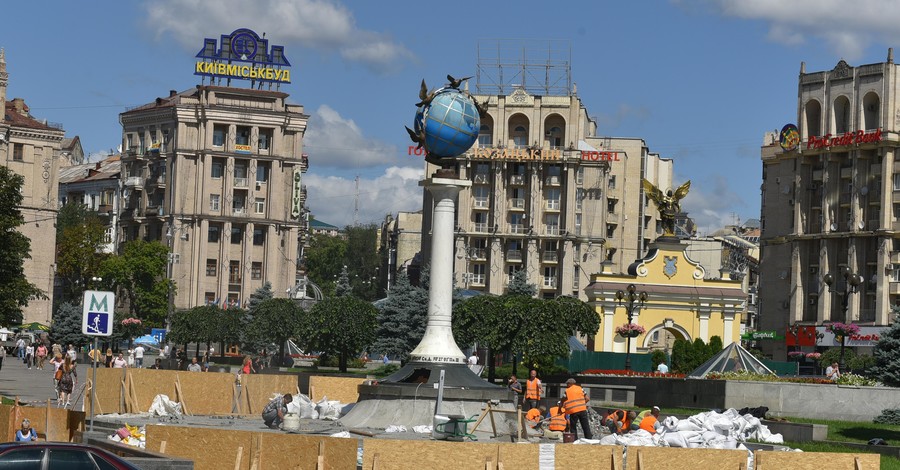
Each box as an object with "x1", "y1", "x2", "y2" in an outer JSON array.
[{"x1": 4, "y1": 0, "x2": 900, "y2": 231}]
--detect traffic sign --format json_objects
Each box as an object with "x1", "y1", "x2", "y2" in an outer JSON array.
[{"x1": 82, "y1": 290, "x2": 115, "y2": 336}]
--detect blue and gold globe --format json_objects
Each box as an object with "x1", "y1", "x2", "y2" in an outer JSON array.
[{"x1": 415, "y1": 88, "x2": 480, "y2": 159}]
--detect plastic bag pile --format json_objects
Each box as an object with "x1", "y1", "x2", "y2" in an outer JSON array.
[
  {"x1": 109, "y1": 423, "x2": 145, "y2": 448},
  {"x1": 596, "y1": 408, "x2": 784, "y2": 449},
  {"x1": 148, "y1": 395, "x2": 183, "y2": 417},
  {"x1": 283, "y1": 394, "x2": 347, "y2": 420}
]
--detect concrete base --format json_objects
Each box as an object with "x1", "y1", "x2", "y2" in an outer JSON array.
[{"x1": 380, "y1": 361, "x2": 500, "y2": 389}]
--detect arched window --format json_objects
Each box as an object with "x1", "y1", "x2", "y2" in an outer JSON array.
[
  {"x1": 478, "y1": 114, "x2": 493, "y2": 146},
  {"x1": 863, "y1": 92, "x2": 880, "y2": 131},
  {"x1": 805, "y1": 100, "x2": 821, "y2": 139},
  {"x1": 508, "y1": 114, "x2": 529, "y2": 148},
  {"x1": 544, "y1": 114, "x2": 566, "y2": 149},
  {"x1": 833, "y1": 96, "x2": 851, "y2": 134}
]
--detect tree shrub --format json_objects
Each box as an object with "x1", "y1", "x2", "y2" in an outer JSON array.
[{"x1": 873, "y1": 409, "x2": 900, "y2": 425}]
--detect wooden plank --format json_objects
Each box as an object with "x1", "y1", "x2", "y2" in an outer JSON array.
[
  {"x1": 307, "y1": 376, "x2": 364, "y2": 403},
  {"x1": 625, "y1": 447, "x2": 747, "y2": 470},
  {"x1": 234, "y1": 446, "x2": 242, "y2": 470},
  {"x1": 555, "y1": 445, "x2": 623, "y2": 469},
  {"x1": 361, "y1": 440, "x2": 503, "y2": 470},
  {"x1": 754, "y1": 450, "x2": 880, "y2": 470}
]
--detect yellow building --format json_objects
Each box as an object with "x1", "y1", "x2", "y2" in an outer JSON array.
[{"x1": 585, "y1": 238, "x2": 744, "y2": 353}]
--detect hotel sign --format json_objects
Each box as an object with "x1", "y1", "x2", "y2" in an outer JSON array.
[
  {"x1": 807, "y1": 128, "x2": 882, "y2": 150},
  {"x1": 194, "y1": 28, "x2": 291, "y2": 84}
]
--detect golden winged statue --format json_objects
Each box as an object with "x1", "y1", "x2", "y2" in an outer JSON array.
[{"x1": 642, "y1": 179, "x2": 691, "y2": 237}]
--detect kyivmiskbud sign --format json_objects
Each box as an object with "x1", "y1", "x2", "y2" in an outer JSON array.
[{"x1": 194, "y1": 28, "x2": 291, "y2": 84}]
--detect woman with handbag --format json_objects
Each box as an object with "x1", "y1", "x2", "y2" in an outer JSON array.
[{"x1": 56, "y1": 356, "x2": 77, "y2": 407}]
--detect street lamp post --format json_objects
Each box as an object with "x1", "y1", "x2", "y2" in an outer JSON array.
[
  {"x1": 616, "y1": 283, "x2": 648, "y2": 371},
  {"x1": 823, "y1": 266, "x2": 862, "y2": 369}
]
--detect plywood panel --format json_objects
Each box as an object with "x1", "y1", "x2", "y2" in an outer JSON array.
[
  {"x1": 626, "y1": 447, "x2": 746, "y2": 470},
  {"x1": 146, "y1": 424, "x2": 253, "y2": 470},
  {"x1": 755, "y1": 450, "x2": 880, "y2": 470},
  {"x1": 497, "y1": 442, "x2": 539, "y2": 467},
  {"x1": 93, "y1": 368, "x2": 127, "y2": 414},
  {"x1": 308, "y1": 376, "x2": 364, "y2": 404},
  {"x1": 555, "y1": 444, "x2": 623, "y2": 469},
  {"x1": 362, "y1": 440, "x2": 502, "y2": 470},
  {"x1": 0, "y1": 405, "x2": 15, "y2": 442},
  {"x1": 258, "y1": 433, "x2": 357, "y2": 470},
  {"x1": 170, "y1": 370, "x2": 235, "y2": 415},
  {"x1": 240, "y1": 374, "x2": 298, "y2": 415}
]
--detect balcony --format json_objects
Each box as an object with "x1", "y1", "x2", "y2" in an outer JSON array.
[
  {"x1": 510, "y1": 224, "x2": 526, "y2": 234},
  {"x1": 234, "y1": 177, "x2": 249, "y2": 188},
  {"x1": 473, "y1": 173, "x2": 490, "y2": 184},
  {"x1": 124, "y1": 177, "x2": 143, "y2": 189},
  {"x1": 543, "y1": 277, "x2": 557, "y2": 289},
  {"x1": 542, "y1": 251, "x2": 558, "y2": 263},
  {"x1": 123, "y1": 148, "x2": 146, "y2": 159},
  {"x1": 469, "y1": 248, "x2": 486, "y2": 260},
  {"x1": 233, "y1": 207, "x2": 246, "y2": 215},
  {"x1": 545, "y1": 176, "x2": 561, "y2": 186},
  {"x1": 544, "y1": 200, "x2": 561, "y2": 211},
  {"x1": 145, "y1": 206, "x2": 159, "y2": 216},
  {"x1": 545, "y1": 225, "x2": 560, "y2": 236},
  {"x1": 474, "y1": 222, "x2": 488, "y2": 233},
  {"x1": 469, "y1": 273, "x2": 486, "y2": 286},
  {"x1": 147, "y1": 175, "x2": 166, "y2": 187},
  {"x1": 98, "y1": 204, "x2": 113, "y2": 214},
  {"x1": 506, "y1": 249, "x2": 523, "y2": 261},
  {"x1": 890, "y1": 282, "x2": 900, "y2": 295},
  {"x1": 509, "y1": 174, "x2": 525, "y2": 185},
  {"x1": 474, "y1": 197, "x2": 489, "y2": 209},
  {"x1": 509, "y1": 198, "x2": 525, "y2": 209}
]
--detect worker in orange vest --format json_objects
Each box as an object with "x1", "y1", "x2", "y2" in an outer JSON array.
[
  {"x1": 548, "y1": 401, "x2": 568, "y2": 433},
  {"x1": 639, "y1": 406, "x2": 661, "y2": 434},
  {"x1": 524, "y1": 369, "x2": 542, "y2": 411},
  {"x1": 562, "y1": 378, "x2": 592, "y2": 439},
  {"x1": 525, "y1": 405, "x2": 547, "y2": 433},
  {"x1": 605, "y1": 409, "x2": 627, "y2": 435}
]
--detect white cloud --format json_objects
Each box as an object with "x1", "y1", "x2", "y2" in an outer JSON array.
[
  {"x1": 691, "y1": 0, "x2": 900, "y2": 60},
  {"x1": 304, "y1": 104, "x2": 400, "y2": 168},
  {"x1": 680, "y1": 174, "x2": 749, "y2": 235},
  {"x1": 593, "y1": 104, "x2": 651, "y2": 131},
  {"x1": 142, "y1": 0, "x2": 413, "y2": 73},
  {"x1": 304, "y1": 166, "x2": 424, "y2": 227}
]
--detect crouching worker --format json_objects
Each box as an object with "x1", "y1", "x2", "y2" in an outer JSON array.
[
  {"x1": 262, "y1": 393, "x2": 293, "y2": 429},
  {"x1": 525, "y1": 405, "x2": 547, "y2": 434},
  {"x1": 605, "y1": 409, "x2": 627, "y2": 435},
  {"x1": 545, "y1": 401, "x2": 568, "y2": 440},
  {"x1": 638, "y1": 406, "x2": 662, "y2": 434}
]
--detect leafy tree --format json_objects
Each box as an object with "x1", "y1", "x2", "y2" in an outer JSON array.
[
  {"x1": 506, "y1": 269, "x2": 537, "y2": 297},
  {"x1": 305, "y1": 296, "x2": 377, "y2": 372},
  {"x1": 50, "y1": 302, "x2": 90, "y2": 347},
  {"x1": 372, "y1": 272, "x2": 427, "y2": 362},
  {"x1": 708, "y1": 336, "x2": 724, "y2": 355},
  {"x1": 98, "y1": 240, "x2": 172, "y2": 327},
  {"x1": 670, "y1": 339, "x2": 691, "y2": 373},
  {"x1": 334, "y1": 266, "x2": 352, "y2": 298},
  {"x1": 167, "y1": 308, "x2": 202, "y2": 348},
  {"x1": 55, "y1": 203, "x2": 108, "y2": 302},
  {"x1": 344, "y1": 225, "x2": 381, "y2": 300},
  {"x1": 0, "y1": 166, "x2": 44, "y2": 325},
  {"x1": 650, "y1": 349, "x2": 668, "y2": 369},
  {"x1": 245, "y1": 298, "x2": 299, "y2": 361},
  {"x1": 872, "y1": 319, "x2": 900, "y2": 385},
  {"x1": 216, "y1": 307, "x2": 244, "y2": 356},
  {"x1": 305, "y1": 232, "x2": 347, "y2": 297}
]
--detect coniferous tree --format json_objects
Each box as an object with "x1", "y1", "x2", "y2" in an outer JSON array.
[
  {"x1": 506, "y1": 268, "x2": 537, "y2": 297},
  {"x1": 335, "y1": 266, "x2": 352, "y2": 298},
  {"x1": 872, "y1": 318, "x2": 900, "y2": 386},
  {"x1": 241, "y1": 282, "x2": 273, "y2": 355},
  {"x1": 372, "y1": 272, "x2": 427, "y2": 362},
  {"x1": 50, "y1": 302, "x2": 90, "y2": 347}
]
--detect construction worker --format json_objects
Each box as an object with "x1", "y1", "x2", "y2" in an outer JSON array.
[
  {"x1": 639, "y1": 406, "x2": 662, "y2": 434},
  {"x1": 548, "y1": 401, "x2": 568, "y2": 433},
  {"x1": 562, "y1": 378, "x2": 592, "y2": 440},
  {"x1": 523, "y1": 369, "x2": 542, "y2": 411},
  {"x1": 525, "y1": 405, "x2": 547, "y2": 433},
  {"x1": 605, "y1": 409, "x2": 627, "y2": 435}
]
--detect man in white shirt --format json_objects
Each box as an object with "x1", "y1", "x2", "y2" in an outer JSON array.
[
  {"x1": 657, "y1": 362, "x2": 669, "y2": 374},
  {"x1": 825, "y1": 362, "x2": 840, "y2": 381},
  {"x1": 467, "y1": 353, "x2": 478, "y2": 365},
  {"x1": 133, "y1": 345, "x2": 145, "y2": 368}
]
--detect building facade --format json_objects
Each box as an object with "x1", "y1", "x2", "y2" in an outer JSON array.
[
  {"x1": 760, "y1": 53, "x2": 900, "y2": 359},
  {"x1": 420, "y1": 88, "x2": 673, "y2": 302},
  {"x1": 118, "y1": 86, "x2": 308, "y2": 310},
  {"x1": 0, "y1": 49, "x2": 65, "y2": 325},
  {"x1": 58, "y1": 156, "x2": 122, "y2": 254}
]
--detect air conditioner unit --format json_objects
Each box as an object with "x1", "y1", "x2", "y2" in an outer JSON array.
[
  {"x1": 888, "y1": 263, "x2": 896, "y2": 271},
  {"x1": 255, "y1": 182, "x2": 262, "y2": 190}
]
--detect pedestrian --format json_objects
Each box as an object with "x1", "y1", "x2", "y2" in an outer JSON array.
[
  {"x1": 507, "y1": 374, "x2": 523, "y2": 396},
  {"x1": 638, "y1": 406, "x2": 662, "y2": 434},
  {"x1": 524, "y1": 369, "x2": 542, "y2": 411},
  {"x1": 112, "y1": 353, "x2": 127, "y2": 368},
  {"x1": 262, "y1": 393, "x2": 293, "y2": 429},
  {"x1": 56, "y1": 356, "x2": 77, "y2": 407},
  {"x1": 605, "y1": 409, "x2": 627, "y2": 435},
  {"x1": 148, "y1": 358, "x2": 163, "y2": 370},
  {"x1": 133, "y1": 345, "x2": 145, "y2": 368},
  {"x1": 467, "y1": 353, "x2": 478, "y2": 365},
  {"x1": 826, "y1": 362, "x2": 841, "y2": 381},
  {"x1": 0, "y1": 344, "x2": 5, "y2": 371},
  {"x1": 188, "y1": 357, "x2": 202, "y2": 372},
  {"x1": 14, "y1": 419, "x2": 36, "y2": 442},
  {"x1": 24, "y1": 343, "x2": 34, "y2": 370},
  {"x1": 15, "y1": 337, "x2": 24, "y2": 360},
  {"x1": 50, "y1": 353, "x2": 64, "y2": 398},
  {"x1": 382, "y1": 354, "x2": 389, "y2": 366},
  {"x1": 242, "y1": 356, "x2": 255, "y2": 375},
  {"x1": 66, "y1": 344, "x2": 76, "y2": 363},
  {"x1": 562, "y1": 378, "x2": 592, "y2": 439},
  {"x1": 657, "y1": 362, "x2": 669, "y2": 374},
  {"x1": 105, "y1": 348, "x2": 113, "y2": 368},
  {"x1": 35, "y1": 343, "x2": 47, "y2": 370}
]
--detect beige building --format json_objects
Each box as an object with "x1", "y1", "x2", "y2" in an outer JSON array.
[
  {"x1": 0, "y1": 49, "x2": 65, "y2": 325},
  {"x1": 119, "y1": 85, "x2": 308, "y2": 310},
  {"x1": 421, "y1": 88, "x2": 673, "y2": 302},
  {"x1": 760, "y1": 52, "x2": 900, "y2": 359}
]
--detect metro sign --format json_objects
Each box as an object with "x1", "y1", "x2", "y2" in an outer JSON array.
[{"x1": 82, "y1": 290, "x2": 115, "y2": 337}]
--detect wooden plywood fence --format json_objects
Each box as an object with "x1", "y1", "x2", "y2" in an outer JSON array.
[
  {"x1": 0, "y1": 404, "x2": 83, "y2": 443},
  {"x1": 555, "y1": 444, "x2": 623, "y2": 469},
  {"x1": 307, "y1": 376, "x2": 364, "y2": 404},
  {"x1": 362, "y1": 440, "x2": 539, "y2": 470},
  {"x1": 755, "y1": 450, "x2": 880, "y2": 470},
  {"x1": 238, "y1": 373, "x2": 299, "y2": 415},
  {"x1": 145, "y1": 424, "x2": 356, "y2": 470},
  {"x1": 625, "y1": 447, "x2": 746, "y2": 470}
]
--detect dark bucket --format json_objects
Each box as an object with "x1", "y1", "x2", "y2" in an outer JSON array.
[{"x1": 563, "y1": 432, "x2": 576, "y2": 443}]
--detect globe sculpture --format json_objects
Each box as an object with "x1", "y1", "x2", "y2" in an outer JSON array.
[{"x1": 408, "y1": 78, "x2": 481, "y2": 160}]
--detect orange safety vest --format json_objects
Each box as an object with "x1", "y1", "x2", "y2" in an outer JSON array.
[
  {"x1": 548, "y1": 406, "x2": 567, "y2": 431},
  {"x1": 606, "y1": 410, "x2": 626, "y2": 433},
  {"x1": 639, "y1": 415, "x2": 658, "y2": 434},
  {"x1": 525, "y1": 378, "x2": 541, "y2": 400},
  {"x1": 563, "y1": 385, "x2": 587, "y2": 415},
  {"x1": 525, "y1": 408, "x2": 542, "y2": 427}
]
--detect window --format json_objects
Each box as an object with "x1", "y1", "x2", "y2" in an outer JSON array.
[
  {"x1": 545, "y1": 188, "x2": 561, "y2": 209},
  {"x1": 208, "y1": 225, "x2": 220, "y2": 243},
  {"x1": 162, "y1": 128, "x2": 170, "y2": 145},
  {"x1": 12, "y1": 143, "x2": 23, "y2": 161},
  {"x1": 213, "y1": 125, "x2": 227, "y2": 147},
  {"x1": 253, "y1": 227, "x2": 266, "y2": 245},
  {"x1": 48, "y1": 449, "x2": 97, "y2": 469},
  {"x1": 543, "y1": 266, "x2": 557, "y2": 288},
  {"x1": 0, "y1": 448, "x2": 44, "y2": 466},
  {"x1": 251, "y1": 262, "x2": 262, "y2": 280},
  {"x1": 231, "y1": 225, "x2": 243, "y2": 244},
  {"x1": 478, "y1": 124, "x2": 492, "y2": 146},
  {"x1": 513, "y1": 125, "x2": 528, "y2": 148},
  {"x1": 229, "y1": 261, "x2": 241, "y2": 283},
  {"x1": 575, "y1": 214, "x2": 582, "y2": 235},
  {"x1": 893, "y1": 173, "x2": 900, "y2": 191},
  {"x1": 256, "y1": 162, "x2": 270, "y2": 183},
  {"x1": 236, "y1": 126, "x2": 251, "y2": 146},
  {"x1": 544, "y1": 214, "x2": 560, "y2": 235},
  {"x1": 575, "y1": 189, "x2": 584, "y2": 211},
  {"x1": 205, "y1": 292, "x2": 216, "y2": 305},
  {"x1": 258, "y1": 128, "x2": 272, "y2": 150},
  {"x1": 895, "y1": 203, "x2": 900, "y2": 222},
  {"x1": 607, "y1": 224, "x2": 616, "y2": 238},
  {"x1": 255, "y1": 197, "x2": 265, "y2": 214},
  {"x1": 608, "y1": 199, "x2": 617, "y2": 213},
  {"x1": 232, "y1": 194, "x2": 246, "y2": 214},
  {"x1": 576, "y1": 167, "x2": 584, "y2": 185},
  {"x1": 606, "y1": 248, "x2": 617, "y2": 261},
  {"x1": 211, "y1": 158, "x2": 224, "y2": 178},
  {"x1": 474, "y1": 212, "x2": 488, "y2": 232},
  {"x1": 473, "y1": 186, "x2": 489, "y2": 208},
  {"x1": 510, "y1": 213, "x2": 525, "y2": 233},
  {"x1": 206, "y1": 259, "x2": 217, "y2": 276},
  {"x1": 470, "y1": 263, "x2": 486, "y2": 285},
  {"x1": 608, "y1": 175, "x2": 616, "y2": 189},
  {"x1": 210, "y1": 194, "x2": 220, "y2": 212}
]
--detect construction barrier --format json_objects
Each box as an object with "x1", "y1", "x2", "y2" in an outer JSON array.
[
  {"x1": 625, "y1": 446, "x2": 746, "y2": 470},
  {"x1": 555, "y1": 444, "x2": 623, "y2": 469},
  {"x1": 145, "y1": 424, "x2": 357, "y2": 470},
  {"x1": 308, "y1": 376, "x2": 366, "y2": 404},
  {"x1": 755, "y1": 450, "x2": 880, "y2": 469},
  {"x1": 362, "y1": 440, "x2": 540, "y2": 470},
  {"x1": 0, "y1": 403, "x2": 84, "y2": 442}
]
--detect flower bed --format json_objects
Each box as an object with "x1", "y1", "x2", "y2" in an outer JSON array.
[
  {"x1": 582, "y1": 369, "x2": 685, "y2": 378},
  {"x1": 706, "y1": 370, "x2": 881, "y2": 386}
]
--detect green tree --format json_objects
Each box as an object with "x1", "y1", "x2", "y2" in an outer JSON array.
[
  {"x1": 216, "y1": 306, "x2": 244, "y2": 357},
  {"x1": 55, "y1": 203, "x2": 108, "y2": 302},
  {"x1": 334, "y1": 266, "x2": 352, "y2": 298},
  {"x1": 690, "y1": 338, "x2": 709, "y2": 371},
  {"x1": 708, "y1": 336, "x2": 724, "y2": 355},
  {"x1": 245, "y1": 298, "x2": 299, "y2": 362},
  {"x1": 241, "y1": 283, "x2": 272, "y2": 355},
  {"x1": 506, "y1": 269, "x2": 537, "y2": 297},
  {"x1": 372, "y1": 272, "x2": 427, "y2": 362},
  {"x1": 246, "y1": 282, "x2": 273, "y2": 311},
  {"x1": 305, "y1": 232, "x2": 347, "y2": 297},
  {"x1": 344, "y1": 224, "x2": 381, "y2": 300},
  {"x1": 49, "y1": 302, "x2": 90, "y2": 347},
  {"x1": 99, "y1": 240, "x2": 172, "y2": 327},
  {"x1": 0, "y1": 166, "x2": 44, "y2": 325},
  {"x1": 305, "y1": 296, "x2": 377, "y2": 372},
  {"x1": 670, "y1": 339, "x2": 690, "y2": 373},
  {"x1": 650, "y1": 349, "x2": 668, "y2": 369},
  {"x1": 871, "y1": 318, "x2": 900, "y2": 385}
]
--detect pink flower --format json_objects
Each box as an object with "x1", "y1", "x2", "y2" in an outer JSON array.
[
  {"x1": 615, "y1": 323, "x2": 646, "y2": 337},
  {"x1": 826, "y1": 322, "x2": 860, "y2": 337}
]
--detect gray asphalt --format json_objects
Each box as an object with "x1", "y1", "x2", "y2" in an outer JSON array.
[{"x1": 0, "y1": 352, "x2": 91, "y2": 411}]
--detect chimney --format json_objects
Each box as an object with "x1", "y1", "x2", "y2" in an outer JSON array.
[
  {"x1": 12, "y1": 97, "x2": 25, "y2": 116},
  {"x1": 169, "y1": 89, "x2": 177, "y2": 97},
  {"x1": 95, "y1": 162, "x2": 102, "y2": 170}
]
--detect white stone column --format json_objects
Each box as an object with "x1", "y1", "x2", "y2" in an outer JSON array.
[
  {"x1": 602, "y1": 302, "x2": 616, "y2": 352},
  {"x1": 409, "y1": 177, "x2": 471, "y2": 364},
  {"x1": 698, "y1": 305, "x2": 710, "y2": 342},
  {"x1": 723, "y1": 311, "x2": 734, "y2": 344}
]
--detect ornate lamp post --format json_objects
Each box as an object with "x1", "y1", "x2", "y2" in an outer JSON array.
[
  {"x1": 823, "y1": 266, "x2": 863, "y2": 369},
  {"x1": 616, "y1": 284, "x2": 648, "y2": 370}
]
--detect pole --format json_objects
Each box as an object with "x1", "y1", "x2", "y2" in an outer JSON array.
[{"x1": 90, "y1": 336, "x2": 97, "y2": 432}]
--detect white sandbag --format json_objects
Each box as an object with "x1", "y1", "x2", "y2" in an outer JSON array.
[
  {"x1": 599, "y1": 434, "x2": 619, "y2": 445},
  {"x1": 329, "y1": 431, "x2": 351, "y2": 438},
  {"x1": 412, "y1": 425, "x2": 432, "y2": 434},
  {"x1": 573, "y1": 438, "x2": 600, "y2": 444},
  {"x1": 148, "y1": 394, "x2": 182, "y2": 417},
  {"x1": 385, "y1": 425, "x2": 407, "y2": 433},
  {"x1": 315, "y1": 398, "x2": 342, "y2": 420},
  {"x1": 287, "y1": 394, "x2": 318, "y2": 419},
  {"x1": 662, "y1": 432, "x2": 689, "y2": 448},
  {"x1": 675, "y1": 420, "x2": 702, "y2": 432}
]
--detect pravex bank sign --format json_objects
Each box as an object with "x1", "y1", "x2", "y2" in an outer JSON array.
[{"x1": 194, "y1": 28, "x2": 291, "y2": 84}]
